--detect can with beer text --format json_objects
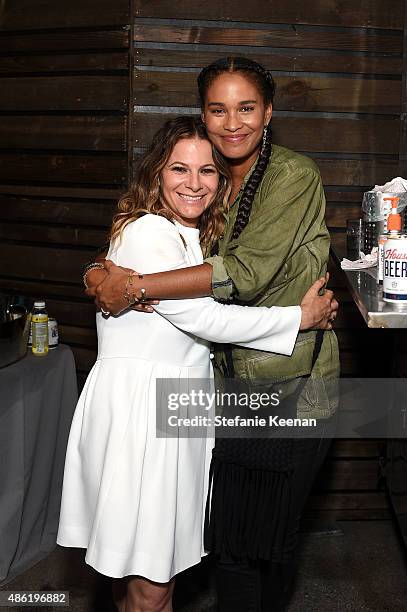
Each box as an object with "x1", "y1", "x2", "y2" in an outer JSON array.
[{"x1": 383, "y1": 235, "x2": 407, "y2": 302}]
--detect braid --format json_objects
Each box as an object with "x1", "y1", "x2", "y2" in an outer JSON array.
[
  {"x1": 197, "y1": 57, "x2": 276, "y2": 240},
  {"x1": 232, "y1": 122, "x2": 272, "y2": 239}
]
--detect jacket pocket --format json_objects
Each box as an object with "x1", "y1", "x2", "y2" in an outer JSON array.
[{"x1": 232, "y1": 330, "x2": 317, "y2": 384}]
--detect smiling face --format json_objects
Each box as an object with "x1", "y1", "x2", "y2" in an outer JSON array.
[
  {"x1": 160, "y1": 137, "x2": 219, "y2": 228},
  {"x1": 202, "y1": 72, "x2": 272, "y2": 167}
]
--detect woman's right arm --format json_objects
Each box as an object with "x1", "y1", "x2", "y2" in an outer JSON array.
[
  {"x1": 87, "y1": 260, "x2": 212, "y2": 314},
  {"x1": 111, "y1": 216, "x2": 334, "y2": 356}
]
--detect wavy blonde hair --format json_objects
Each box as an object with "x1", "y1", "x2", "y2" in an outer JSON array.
[{"x1": 110, "y1": 116, "x2": 230, "y2": 256}]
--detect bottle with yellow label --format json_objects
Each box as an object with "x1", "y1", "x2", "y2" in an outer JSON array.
[{"x1": 32, "y1": 300, "x2": 49, "y2": 356}]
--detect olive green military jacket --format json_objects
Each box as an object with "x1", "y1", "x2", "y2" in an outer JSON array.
[{"x1": 205, "y1": 145, "x2": 339, "y2": 419}]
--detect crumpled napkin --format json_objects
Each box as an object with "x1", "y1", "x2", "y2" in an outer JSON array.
[
  {"x1": 371, "y1": 177, "x2": 407, "y2": 193},
  {"x1": 341, "y1": 248, "x2": 378, "y2": 270}
]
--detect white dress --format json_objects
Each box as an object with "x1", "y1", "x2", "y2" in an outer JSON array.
[{"x1": 57, "y1": 214, "x2": 301, "y2": 582}]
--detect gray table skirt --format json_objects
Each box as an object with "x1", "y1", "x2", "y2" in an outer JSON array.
[{"x1": 0, "y1": 345, "x2": 78, "y2": 585}]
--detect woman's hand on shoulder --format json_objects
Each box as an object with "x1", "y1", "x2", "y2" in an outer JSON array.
[{"x1": 299, "y1": 273, "x2": 338, "y2": 331}]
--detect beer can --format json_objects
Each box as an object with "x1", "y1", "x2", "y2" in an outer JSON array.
[
  {"x1": 48, "y1": 317, "x2": 59, "y2": 349},
  {"x1": 383, "y1": 235, "x2": 407, "y2": 302}
]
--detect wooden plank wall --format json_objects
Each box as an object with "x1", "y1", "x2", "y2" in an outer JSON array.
[
  {"x1": 132, "y1": 0, "x2": 404, "y2": 519},
  {"x1": 0, "y1": 0, "x2": 131, "y2": 383}
]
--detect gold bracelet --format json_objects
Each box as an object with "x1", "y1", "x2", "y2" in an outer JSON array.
[{"x1": 124, "y1": 272, "x2": 138, "y2": 306}]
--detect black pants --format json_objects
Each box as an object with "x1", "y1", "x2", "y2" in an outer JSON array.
[{"x1": 215, "y1": 434, "x2": 332, "y2": 612}]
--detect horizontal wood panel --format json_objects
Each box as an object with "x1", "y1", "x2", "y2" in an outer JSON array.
[
  {"x1": 0, "y1": 30, "x2": 129, "y2": 53},
  {"x1": 0, "y1": 116, "x2": 127, "y2": 151},
  {"x1": 305, "y1": 493, "x2": 389, "y2": 519},
  {"x1": 136, "y1": 47, "x2": 403, "y2": 76},
  {"x1": 0, "y1": 0, "x2": 130, "y2": 30},
  {"x1": 315, "y1": 459, "x2": 378, "y2": 491},
  {"x1": 0, "y1": 196, "x2": 116, "y2": 226},
  {"x1": 46, "y1": 300, "x2": 96, "y2": 328},
  {"x1": 0, "y1": 222, "x2": 108, "y2": 248},
  {"x1": 0, "y1": 276, "x2": 84, "y2": 300},
  {"x1": 306, "y1": 492, "x2": 388, "y2": 511},
  {"x1": 325, "y1": 190, "x2": 365, "y2": 203},
  {"x1": 0, "y1": 53, "x2": 128, "y2": 74},
  {"x1": 134, "y1": 112, "x2": 400, "y2": 154},
  {"x1": 0, "y1": 184, "x2": 123, "y2": 199},
  {"x1": 0, "y1": 153, "x2": 127, "y2": 184},
  {"x1": 133, "y1": 1, "x2": 403, "y2": 30},
  {"x1": 0, "y1": 244, "x2": 91, "y2": 283},
  {"x1": 0, "y1": 76, "x2": 128, "y2": 111},
  {"x1": 133, "y1": 71, "x2": 401, "y2": 114},
  {"x1": 326, "y1": 205, "x2": 362, "y2": 228},
  {"x1": 59, "y1": 324, "x2": 97, "y2": 347},
  {"x1": 303, "y1": 507, "x2": 389, "y2": 520},
  {"x1": 134, "y1": 25, "x2": 402, "y2": 54},
  {"x1": 315, "y1": 158, "x2": 399, "y2": 187},
  {"x1": 329, "y1": 440, "x2": 383, "y2": 458}
]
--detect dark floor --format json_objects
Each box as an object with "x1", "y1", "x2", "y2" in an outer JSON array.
[{"x1": 2, "y1": 521, "x2": 407, "y2": 611}]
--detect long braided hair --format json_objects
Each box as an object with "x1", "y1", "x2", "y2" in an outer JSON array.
[{"x1": 197, "y1": 57, "x2": 276, "y2": 239}]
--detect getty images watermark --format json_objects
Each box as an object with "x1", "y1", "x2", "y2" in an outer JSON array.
[
  {"x1": 155, "y1": 378, "x2": 325, "y2": 439},
  {"x1": 166, "y1": 388, "x2": 317, "y2": 430},
  {"x1": 156, "y1": 377, "x2": 407, "y2": 439}
]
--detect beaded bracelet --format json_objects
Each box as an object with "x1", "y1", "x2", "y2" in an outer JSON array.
[{"x1": 82, "y1": 262, "x2": 105, "y2": 289}]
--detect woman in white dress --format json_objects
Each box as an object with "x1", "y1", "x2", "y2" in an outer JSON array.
[{"x1": 57, "y1": 117, "x2": 335, "y2": 612}]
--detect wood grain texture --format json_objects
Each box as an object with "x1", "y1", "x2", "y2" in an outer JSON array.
[
  {"x1": 0, "y1": 0, "x2": 130, "y2": 30},
  {"x1": 133, "y1": 0, "x2": 403, "y2": 30},
  {"x1": 0, "y1": 277, "x2": 84, "y2": 300},
  {"x1": 133, "y1": 70, "x2": 401, "y2": 114},
  {"x1": 326, "y1": 205, "x2": 363, "y2": 228},
  {"x1": 0, "y1": 116, "x2": 127, "y2": 151},
  {"x1": 135, "y1": 47, "x2": 403, "y2": 76},
  {"x1": 0, "y1": 196, "x2": 116, "y2": 226},
  {"x1": 0, "y1": 244, "x2": 90, "y2": 283},
  {"x1": 134, "y1": 24, "x2": 402, "y2": 53},
  {"x1": 307, "y1": 492, "x2": 388, "y2": 511},
  {"x1": 0, "y1": 153, "x2": 127, "y2": 184},
  {"x1": 315, "y1": 157, "x2": 399, "y2": 187},
  {"x1": 0, "y1": 53, "x2": 128, "y2": 74},
  {"x1": 0, "y1": 185, "x2": 123, "y2": 199},
  {"x1": 0, "y1": 30, "x2": 129, "y2": 53},
  {"x1": 314, "y1": 460, "x2": 379, "y2": 491},
  {"x1": 329, "y1": 440, "x2": 383, "y2": 458},
  {"x1": 0, "y1": 222, "x2": 108, "y2": 248},
  {"x1": 0, "y1": 76, "x2": 128, "y2": 111}
]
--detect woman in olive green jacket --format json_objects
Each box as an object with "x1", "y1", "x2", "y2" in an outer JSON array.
[{"x1": 91, "y1": 57, "x2": 339, "y2": 611}]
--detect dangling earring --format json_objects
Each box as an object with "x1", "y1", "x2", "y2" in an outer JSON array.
[{"x1": 261, "y1": 125, "x2": 268, "y2": 155}]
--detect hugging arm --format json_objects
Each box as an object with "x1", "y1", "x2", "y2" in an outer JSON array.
[{"x1": 112, "y1": 215, "x2": 302, "y2": 355}]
